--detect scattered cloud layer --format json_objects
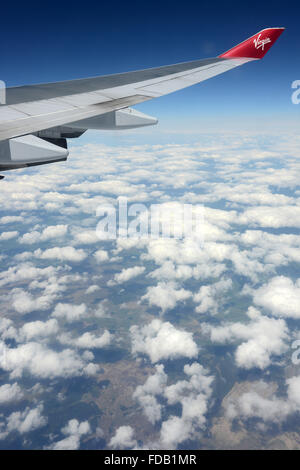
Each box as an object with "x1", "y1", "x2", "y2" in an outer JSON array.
[
  {"x1": 0, "y1": 133, "x2": 299, "y2": 449},
  {"x1": 204, "y1": 307, "x2": 289, "y2": 369}
]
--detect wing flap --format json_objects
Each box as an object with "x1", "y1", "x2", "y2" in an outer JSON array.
[
  {"x1": 10, "y1": 98, "x2": 75, "y2": 115},
  {"x1": 0, "y1": 95, "x2": 151, "y2": 141},
  {"x1": 57, "y1": 91, "x2": 111, "y2": 107}
]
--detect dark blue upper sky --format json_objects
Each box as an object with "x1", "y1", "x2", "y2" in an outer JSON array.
[{"x1": 1, "y1": 0, "x2": 299, "y2": 132}]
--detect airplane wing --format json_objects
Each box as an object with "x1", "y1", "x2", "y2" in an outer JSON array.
[{"x1": 0, "y1": 27, "x2": 284, "y2": 171}]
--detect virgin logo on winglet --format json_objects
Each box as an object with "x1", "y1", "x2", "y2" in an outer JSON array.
[
  {"x1": 253, "y1": 34, "x2": 271, "y2": 51},
  {"x1": 219, "y1": 27, "x2": 284, "y2": 59}
]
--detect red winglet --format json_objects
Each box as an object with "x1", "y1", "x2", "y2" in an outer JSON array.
[{"x1": 219, "y1": 27, "x2": 285, "y2": 59}]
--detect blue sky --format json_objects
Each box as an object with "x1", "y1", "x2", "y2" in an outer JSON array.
[{"x1": 1, "y1": 0, "x2": 298, "y2": 133}]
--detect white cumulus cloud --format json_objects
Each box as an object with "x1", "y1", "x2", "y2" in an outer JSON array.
[{"x1": 130, "y1": 319, "x2": 198, "y2": 363}]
